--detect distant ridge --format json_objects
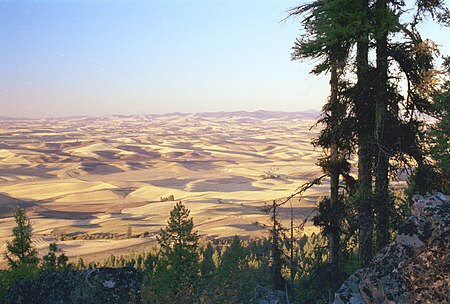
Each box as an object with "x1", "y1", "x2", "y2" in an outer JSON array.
[
  {"x1": 192, "y1": 110, "x2": 320, "y2": 119},
  {"x1": 0, "y1": 116, "x2": 36, "y2": 121},
  {"x1": 1, "y1": 110, "x2": 320, "y2": 121}
]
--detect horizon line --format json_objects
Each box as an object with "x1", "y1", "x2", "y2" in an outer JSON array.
[{"x1": 0, "y1": 109, "x2": 321, "y2": 121}]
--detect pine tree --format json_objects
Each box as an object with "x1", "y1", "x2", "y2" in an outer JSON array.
[
  {"x1": 218, "y1": 236, "x2": 245, "y2": 277},
  {"x1": 353, "y1": 0, "x2": 375, "y2": 268},
  {"x1": 373, "y1": 0, "x2": 448, "y2": 249},
  {"x1": 373, "y1": 0, "x2": 391, "y2": 250},
  {"x1": 76, "y1": 256, "x2": 85, "y2": 270},
  {"x1": 408, "y1": 57, "x2": 450, "y2": 196},
  {"x1": 4, "y1": 208, "x2": 39, "y2": 268},
  {"x1": 291, "y1": 0, "x2": 448, "y2": 270},
  {"x1": 42, "y1": 243, "x2": 57, "y2": 271},
  {"x1": 214, "y1": 236, "x2": 247, "y2": 303},
  {"x1": 430, "y1": 58, "x2": 450, "y2": 187},
  {"x1": 42, "y1": 242, "x2": 70, "y2": 271},
  {"x1": 290, "y1": 0, "x2": 357, "y2": 298},
  {"x1": 200, "y1": 242, "x2": 215, "y2": 278},
  {"x1": 153, "y1": 202, "x2": 200, "y2": 303}
]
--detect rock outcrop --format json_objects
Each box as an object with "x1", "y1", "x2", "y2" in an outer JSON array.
[
  {"x1": 253, "y1": 285, "x2": 288, "y2": 304},
  {"x1": 334, "y1": 193, "x2": 449, "y2": 304},
  {"x1": 2, "y1": 267, "x2": 141, "y2": 304}
]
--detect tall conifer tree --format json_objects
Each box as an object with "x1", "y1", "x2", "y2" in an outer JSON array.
[
  {"x1": 152, "y1": 202, "x2": 200, "y2": 303},
  {"x1": 4, "y1": 208, "x2": 39, "y2": 269},
  {"x1": 290, "y1": 0, "x2": 357, "y2": 298}
]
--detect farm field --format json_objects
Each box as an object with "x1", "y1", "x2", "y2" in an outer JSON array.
[{"x1": 0, "y1": 111, "x2": 327, "y2": 267}]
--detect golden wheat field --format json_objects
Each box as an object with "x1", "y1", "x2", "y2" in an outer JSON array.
[{"x1": 0, "y1": 111, "x2": 329, "y2": 268}]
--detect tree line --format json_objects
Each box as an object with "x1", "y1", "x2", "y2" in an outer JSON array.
[{"x1": 1, "y1": 204, "x2": 355, "y2": 303}]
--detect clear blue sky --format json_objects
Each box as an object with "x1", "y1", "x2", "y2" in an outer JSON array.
[{"x1": 1, "y1": 0, "x2": 448, "y2": 118}]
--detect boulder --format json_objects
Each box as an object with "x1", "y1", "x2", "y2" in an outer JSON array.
[
  {"x1": 253, "y1": 285, "x2": 288, "y2": 304},
  {"x1": 2, "y1": 267, "x2": 141, "y2": 304},
  {"x1": 334, "y1": 193, "x2": 450, "y2": 304}
]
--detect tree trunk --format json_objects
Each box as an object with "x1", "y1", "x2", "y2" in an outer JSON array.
[
  {"x1": 375, "y1": 0, "x2": 390, "y2": 250},
  {"x1": 271, "y1": 201, "x2": 285, "y2": 291},
  {"x1": 328, "y1": 62, "x2": 341, "y2": 303},
  {"x1": 356, "y1": 0, "x2": 373, "y2": 268},
  {"x1": 358, "y1": 120, "x2": 373, "y2": 268},
  {"x1": 290, "y1": 202, "x2": 295, "y2": 291}
]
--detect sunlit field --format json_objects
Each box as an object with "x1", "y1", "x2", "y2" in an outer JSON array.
[{"x1": 0, "y1": 111, "x2": 326, "y2": 267}]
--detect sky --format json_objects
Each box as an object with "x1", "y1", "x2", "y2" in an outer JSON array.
[{"x1": 1, "y1": 0, "x2": 449, "y2": 118}]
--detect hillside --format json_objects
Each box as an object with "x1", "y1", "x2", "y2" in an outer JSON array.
[{"x1": 0, "y1": 111, "x2": 324, "y2": 267}]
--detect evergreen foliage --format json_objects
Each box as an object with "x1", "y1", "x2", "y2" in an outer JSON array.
[
  {"x1": 289, "y1": 1, "x2": 448, "y2": 301},
  {"x1": 200, "y1": 242, "x2": 215, "y2": 278},
  {"x1": 1, "y1": 210, "x2": 72, "y2": 301},
  {"x1": 42, "y1": 243, "x2": 71, "y2": 271},
  {"x1": 143, "y1": 202, "x2": 200, "y2": 303},
  {"x1": 0, "y1": 265, "x2": 40, "y2": 300},
  {"x1": 405, "y1": 57, "x2": 450, "y2": 197},
  {"x1": 3, "y1": 208, "x2": 39, "y2": 269},
  {"x1": 429, "y1": 57, "x2": 450, "y2": 192}
]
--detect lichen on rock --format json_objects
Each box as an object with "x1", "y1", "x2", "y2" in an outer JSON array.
[
  {"x1": 2, "y1": 267, "x2": 141, "y2": 304},
  {"x1": 253, "y1": 285, "x2": 288, "y2": 304},
  {"x1": 334, "y1": 193, "x2": 450, "y2": 304}
]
